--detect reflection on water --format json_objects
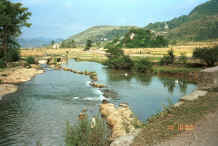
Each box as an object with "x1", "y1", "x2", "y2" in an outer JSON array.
[
  {"x1": 159, "y1": 78, "x2": 188, "y2": 94},
  {"x1": 0, "y1": 59, "x2": 196, "y2": 146}
]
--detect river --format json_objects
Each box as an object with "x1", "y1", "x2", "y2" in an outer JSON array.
[{"x1": 0, "y1": 59, "x2": 196, "y2": 146}]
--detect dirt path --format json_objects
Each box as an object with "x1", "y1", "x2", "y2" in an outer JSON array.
[{"x1": 154, "y1": 99, "x2": 218, "y2": 146}]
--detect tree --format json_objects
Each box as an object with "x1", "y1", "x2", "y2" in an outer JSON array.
[
  {"x1": 193, "y1": 46, "x2": 218, "y2": 67},
  {"x1": 115, "y1": 28, "x2": 168, "y2": 48},
  {"x1": 51, "y1": 40, "x2": 55, "y2": 46},
  {"x1": 71, "y1": 40, "x2": 76, "y2": 48},
  {"x1": 84, "y1": 40, "x2": 92, "y2": 51},
  {"x1": 0, "y1": 0, "x2": 31, "y2": 61}
]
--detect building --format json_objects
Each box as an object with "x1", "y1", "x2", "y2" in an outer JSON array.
[{"x1": 53, "y1": 43, "x2": 60, "y2": 49}]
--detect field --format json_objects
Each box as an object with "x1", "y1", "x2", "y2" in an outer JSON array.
[{"x1": 21, "y1": 41, "x2": 218, "y2": 62}]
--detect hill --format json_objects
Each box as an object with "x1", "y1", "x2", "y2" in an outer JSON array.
[
  {"x1": 63, "y1": 0, "x2": 218, "y2": 47},
  {"x1": 145, "y1": 0, "x2": 218, "y2": 42},
  {"x1": 61, "y1": 25, "x2": 137, "y2": 47}
]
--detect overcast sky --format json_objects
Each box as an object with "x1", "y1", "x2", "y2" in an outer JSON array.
[{"x1": 15, "y1": 0, "x2": 208, "y2": 39}]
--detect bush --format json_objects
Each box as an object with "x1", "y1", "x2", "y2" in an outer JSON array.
[
  {"x1": 65, "y1": 114, "x2": 110, "y2": 146},
  {"x1": 193, "y1": 46, "x2": 218, "y2": 67},
  {"x1": 0, "y1": 59, "x2": 6, "y2": 68},
  {"x1": 134, "y1": 58, "x2": 153, "y2": 73},
  {"x1": 84, "y1": 40, "x2": 92, "y2": 51},
  {"x1": 105, "y1": 44, "x2": 134, "y2": 70},
  {"x1": 160, "y1": 49, "x2": 175, "y2": 65},
  {"x1": 105, "y1": 55, "x2": 134, "y2": 70},
  {"x1": 178, "y1": 53, "x2": 188, "y2": 64},
  {"x1": 160, "y1": 56, "x2": 172, "y2": 65},
  {"x1": 26, "y1": 56, "x2": 35, "y2": 64}
]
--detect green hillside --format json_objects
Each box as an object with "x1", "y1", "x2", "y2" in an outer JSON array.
[
  {"x1": 63, "y1": 0, "x2": 218, "y2": 48},
  {"x1": 62, "y1": 25, "x2": 137, "y2": 47},
  {"x1": 145, "y1": 0, "x2": 218, "y2": 42}
]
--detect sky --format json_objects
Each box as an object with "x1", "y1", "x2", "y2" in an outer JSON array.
[{"x1": 14, "y1": 0, "x2": 209, "y2": 39}]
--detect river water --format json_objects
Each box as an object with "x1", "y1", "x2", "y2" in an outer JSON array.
[{"x1": 0, "y1": 59, "x2": 196, "y2": 146}]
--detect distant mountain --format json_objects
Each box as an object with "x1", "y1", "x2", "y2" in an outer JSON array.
[
  {"x1": 62, "y1": 25, "x2": 137, "y2": 47},
  {"x1": 18, "y1": 37, "x2": 63, "y2": 48},
  {"x1": 145, "y1": 0, "x2": 218, "y2": 41}
]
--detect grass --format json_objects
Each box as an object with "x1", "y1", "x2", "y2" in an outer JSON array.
[
  {"x1": 152, "y1": 65, "x2": 201, "y2": 74},
  {"x1": 131, "y1": 90, "x2": 218, "y2": 146},
  {"x1": 131, "y1": 56, "x2": 162, "y2": 62},
  {"x1": 65, "y1": 114, "x2": 111, "y2": 146}
]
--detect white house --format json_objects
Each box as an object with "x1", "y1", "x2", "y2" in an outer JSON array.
[{"x1": 53, "y1": 43, "x2": 60, "y2": 49}]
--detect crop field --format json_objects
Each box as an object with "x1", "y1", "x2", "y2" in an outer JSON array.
[{"x1": 21, "y1": 41, "x2": 218, "y2": 61}]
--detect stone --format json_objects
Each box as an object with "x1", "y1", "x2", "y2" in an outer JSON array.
[
  {"x1": 78, "y1": 112, "x2": 87, "y2": 120},
  {"x1": 100, "y1": 103, "x2": 116, "y2": 117},
  {"x1": 89, "y1": 75, "x2": 98, "y2": 81},
  {"x1": 63, "y1": 68, "x2": 72, "y2": 72},
  {"x1": 102, "y1": 89, "x2": 118, "y2": 98},
  {"x1": 180, "y1": 90, "x2": 208, "y2": 101},
  {"x1": 174, "y1": 101, "x2": 184, "y2": 107},
  {"x1": 89, "y1": 82, "x2": 106, "y2": 88},
  {"x1": 99, "y1": 102, "x2": 141, "y2": 140}
]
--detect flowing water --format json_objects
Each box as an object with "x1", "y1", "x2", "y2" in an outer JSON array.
[{"x1": 0, "y1": 59, "x2": 196, "y2": 146}]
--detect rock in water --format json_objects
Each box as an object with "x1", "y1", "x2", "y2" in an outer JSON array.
[
  {"x1": 89, "y1": 82, "x2": 106, "y2": 88},
  {"x1": 102, "y1": 89, "x2": 118, "y2": 98}
]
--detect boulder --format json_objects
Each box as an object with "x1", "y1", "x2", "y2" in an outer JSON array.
[
  {"x1": 62, "y1": 67, "x2": 72, "y2": 72},
  {"x1": 89, "y1": 75, "x2": 98, "y2": 81},
  {"x1": 89, "y1": 82, "x2": 106, "y2": 88},
  {"x1": 102, "y1": 89, "x2": 118, "y2": 98},
  {"x1": 99, "y1": 102, "x2": 141, "y2": 140}
]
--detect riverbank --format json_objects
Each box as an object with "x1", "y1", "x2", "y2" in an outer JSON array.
[
  {"x1": 0, "y1": 66, "x2": 44, "y2": 100},
  {"x1": 130, "y1": 66, "x2": 218, "y2": 146}
]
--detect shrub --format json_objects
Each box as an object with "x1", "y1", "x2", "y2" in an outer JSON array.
[
  {"x1": 26, "y1": 56, "x2": 35, "y2": 64},
  {"x1": 0, "y1": 59, "x2": 6, "y2": 68},
  {"x1": 65, "y1": 114, "x2": 110, "y2": 146},
  {"x1": 105, "y1": 55, "x2": 134, "y2": 70},
  {"x1": 160, "y1": 56, "x2": 172, "y2": 65},
  {"x1": 178, "y1": 53, "x2": 188, "y2": 64},
  {"x1": 134, "y1": 58, "x2": 153, "y2": 73},
  {"x1": 84, "y1": 40, "x2": 92, "y2": 51},
  {"x1": 105, "y1": 44, "x2": 134, "y2": 70},
  {"x1": 193, "y1": 46, "x2": 218, "y2": 67},
  {"x1": 160, "y1": 49, "x2": 175, "y2": 65}
]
